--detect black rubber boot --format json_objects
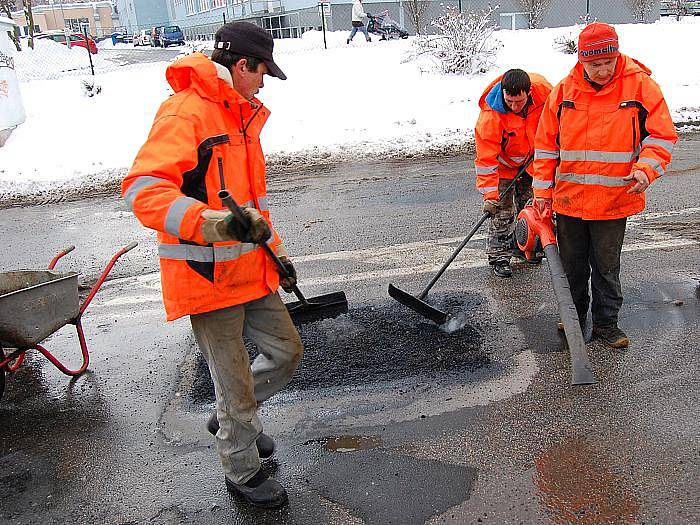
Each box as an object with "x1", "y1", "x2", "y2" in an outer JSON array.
[
  {"x1": 225, "y1": 470, "x2": 288, "y2": 508},
  {"x1": 207, "y1": 411, "x2": 276, "y2": 459},
  {"x1": 492, "y1": 262, "x2": 512, "y2": 278},
  {"x1": 592, "y1": 325, "x2": 629, "y2": 348}
]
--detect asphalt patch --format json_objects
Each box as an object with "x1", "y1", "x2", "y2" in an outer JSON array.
[
  {"x1": 305, "y1": 448, "x2": 476, "y2": 525},
  {"x1": 187, "y1": 293, "x2": 491, "y2": 405}
]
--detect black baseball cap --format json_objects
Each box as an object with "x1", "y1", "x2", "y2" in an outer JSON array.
[{"x1": 214, "y1": 22, "x2": 287, "y2": 80}]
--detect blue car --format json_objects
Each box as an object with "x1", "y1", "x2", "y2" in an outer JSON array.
[{"x1": 160, "y1": 25, "x2": 184, "y2": 47}]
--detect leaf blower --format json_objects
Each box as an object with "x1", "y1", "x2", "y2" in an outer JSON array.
[{"x1": 515, "y1": 203, "x2": 597, "y2": 386}]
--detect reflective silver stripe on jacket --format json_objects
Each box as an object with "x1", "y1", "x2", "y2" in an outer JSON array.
[
  {"x1": 476, "y1": 165, "x2": 499, "y2": 175},
  {"x1": 556, "y1": 172, "x2": 630, "y2": 187},
  {"x1": 532, "y1": 179, "x2": 554, "y2": 189},
  {"x1": 158, "y1": 243, "x2": 259, "y2": 262},
  {"x1": 164, "y1": 197, "x2": 200, "y2": 238},
  {"x1": 124, "y1": 176, "x2": 164, "y2": 211},
  {"x1": 642, "y1": 137, "x2": 675, "y2": 155},
  {"x1": 559, "y1": 150, "x2": 636, "y2": 163},
  {"x1": 497, "y1": 155, "x2": 515, "y2": 168},
  {"x1": 158, "y1": 244, "x2": 214, "y2": 262},
  {"x1": 478, "y1": 186, "x2": 499, "y2": 195},
  {"x1": 535, "y1": 149, "x2": 559, "y2": 160},
  {"x1": 214, "y1": 243, "x2": 258, "y2": 262},
  {"x1": 637, "y1": 157, "x2": 665, "y2": 176},
  {"x1": 510, "y1": 155, "x2": 528, "y2": 164}
]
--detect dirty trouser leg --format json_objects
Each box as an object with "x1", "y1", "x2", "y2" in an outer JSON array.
[
  {"x1": 589, "y1": 218, "x2": 626, "y2": 327},
  {"x1": 190, "y1": 305, "x2": 262, "y2": 485},
  {"x1": 244, "y1": 293, "x2": 304, "y2": 403},
  {"x1": 486, "y1": 178, "x2": 517, "y2": 265},
  {"x1": 514, "y1": 173, "x2": 533, "y2": 217},
  {"x1": 556, "y1": 214, "x2": 592, "y2": 325}
]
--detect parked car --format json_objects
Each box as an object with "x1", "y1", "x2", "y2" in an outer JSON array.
[
  {"x1": 160, "y1": 25, "x2": 185, "y2": 47},
  {"x1": 133, "y1": 29, "x2": 151, "y2": 47},
  {"x1": 36, "y1": 30, "x2": 98, "y2": 54}
]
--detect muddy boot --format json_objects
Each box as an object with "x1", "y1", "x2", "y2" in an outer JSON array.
[
  {"x1": 492, "y1": 261, "x2": 512, "y2": 278},
  {"x1": 207, "y1": 411, "x2": 276, "y2": 458},
  {"x1": 592, "y1": 325, "x2": 629, "y2": 349},
  {"x1": 226, "y1": 470, "x2": 288, "y2": 508}
]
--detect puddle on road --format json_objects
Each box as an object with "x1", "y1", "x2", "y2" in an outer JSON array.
[
  {"x1": 186, "y1": 293, "x2": 492, "y2": 405},
  {"x1": 307, "y1": 435, "x2": 383, "y2": 453}
]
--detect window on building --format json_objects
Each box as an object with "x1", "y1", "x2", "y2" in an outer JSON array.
[
  {"x1": 499, "y1": 12, "x2": 529, "y2": 30},
  {"x1": 199, "y1": 0, "x2": 211, "y2": 11},
  {"x1": 65, "y1": 17, "x2": 90, "y2": 33},
  {"x1": 185, "y1": 0, "x2": 196, "y2": 15},
  {"x1": 212, "y1": 0, "x2": 226, "y2": 7}
]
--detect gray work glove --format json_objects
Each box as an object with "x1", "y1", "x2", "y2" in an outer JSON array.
[
  {"x1": 483, "y1": 199, "x2": 499, "y2": 216},
  {"x1": 201, "y1": 208, "x2": 271, "y2": 244}
]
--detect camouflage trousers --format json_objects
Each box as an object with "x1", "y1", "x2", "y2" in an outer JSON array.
[{"x1": 486, "y1": 175, "x2": 533, "y2": 265}]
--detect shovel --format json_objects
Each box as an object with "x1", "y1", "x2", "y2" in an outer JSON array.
[
  {"x1": 219, "y1": 190, "x2": 348, "y2": 325},
  {"x1": 388, "y1": 157, "x2": 533, "y2": 325}
]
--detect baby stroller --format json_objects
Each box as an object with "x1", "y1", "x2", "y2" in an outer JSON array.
[{"x1": 367, "y1": 10, "x2": 409, "y2": 40}]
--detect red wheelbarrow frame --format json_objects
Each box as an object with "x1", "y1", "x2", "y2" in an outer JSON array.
[{"x1": 0, "y1": 242, "x2": 137, "y2": 379}]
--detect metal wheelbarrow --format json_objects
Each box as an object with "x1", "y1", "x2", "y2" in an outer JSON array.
[{"x1": 0, "y1": 242, "x2": 137, "y2": 401}]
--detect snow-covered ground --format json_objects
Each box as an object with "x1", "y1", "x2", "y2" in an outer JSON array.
[{"x1": 1, "y1": 19, "x2": 699, "y2": 198}]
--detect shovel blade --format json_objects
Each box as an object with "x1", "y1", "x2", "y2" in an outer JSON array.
[
  {"x1": 388, "y1": 284, "x2": 448, "y2": 325},
  {"x1": 285, "y1": 291, "x2": 348, "y2": 325}
]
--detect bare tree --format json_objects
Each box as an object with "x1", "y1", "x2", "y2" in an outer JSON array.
[
  {"x1": 403, "y1": 0, "x2": 429, "y2": 35},
  {"x1": 624, "y1": 0, "x2": 655, "y2": 22},
  {"x1": 667, "y1": 0, "x2": 690, "y2": 20},
  {"x1": 0, "y1": 0, "x2": 21, "y2": 50},
  {"x1": 518, "y1": 0, "x2": 553, "y2": 29},
  {"x1": 22, "y1": 0, "x2": 34, "y2": 49}
]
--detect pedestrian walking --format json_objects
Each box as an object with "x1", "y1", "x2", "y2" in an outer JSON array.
[
  {"x1": 532, "y1": 22, "x2": 677, "y2": 348},
  {"x1": 347, "y1": 0, "x2": 372, "y2": 43},
  {"x1": 474, "y1": 69, "x2": 553, "y2": 277},
  {"x1": 121, "y1": 21, "x2": 303, "y2": 508}
]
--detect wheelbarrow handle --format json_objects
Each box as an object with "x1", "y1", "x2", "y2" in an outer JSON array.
[
  {"x1": 218, "y1": 190, "x2": 309, "y2": 306},
  {"x1": 79, "y1": 242, "x2": 138, "y2": 315},
  {"x1": 48, "y1": 245, "x2": 76, "y2": 270}
]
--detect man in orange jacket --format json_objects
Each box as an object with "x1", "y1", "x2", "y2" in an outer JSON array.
[
  {"x1": 474, "y1": 69, "x2": 552, "y2": 277},
  {"x1": 122, "y1": 22, "x2": 302, "y2": 508},
  {"x1": 532, "y1": 23, "x2": 677, "y2": 348}
]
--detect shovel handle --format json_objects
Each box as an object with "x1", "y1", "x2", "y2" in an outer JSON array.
[
  {"x1": 417, "y1": 156, "x2": 534, "y2": 299},
  {"x1": 218, "y1": 190, "x2": 309, "y2": 305}
]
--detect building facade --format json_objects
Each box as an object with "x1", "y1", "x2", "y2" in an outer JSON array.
[
  {"x1": 114, "y1": 0, "x2": 172, "y2": 34},
  {"x1": 11, "y1": 1, "x2": 118, "y2": 38},
  {"x1": 125, "y1": 0, "x2": 664, "y2": 40}
]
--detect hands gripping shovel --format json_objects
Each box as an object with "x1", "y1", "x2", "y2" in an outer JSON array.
[{"x1": 218, "y1": 190, "x2": 348, "y2": 325}]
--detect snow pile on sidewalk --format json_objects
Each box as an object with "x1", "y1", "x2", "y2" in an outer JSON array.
[{"x1": 1, "y1": 19, "x2": 699, "y2": 199}]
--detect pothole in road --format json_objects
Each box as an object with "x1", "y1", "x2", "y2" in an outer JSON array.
[
  {"x1": 305, "y1": 435, "x2": 383, "y2": 453},
  {"x1": 186, "y1": 292, "x2": 492, "y2": 406}
]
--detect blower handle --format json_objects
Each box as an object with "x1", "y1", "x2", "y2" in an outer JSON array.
[
  {"x1": 417, "y1": 156, "x2": 534, "y2": 300},
  {"x1": 218, "y1": 190, "x2": 309, "y2": 305}
]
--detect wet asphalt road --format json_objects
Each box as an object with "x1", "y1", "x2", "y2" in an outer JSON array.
[{"x1": 1, "y1": 135, "x2": 699, "y2": 524}]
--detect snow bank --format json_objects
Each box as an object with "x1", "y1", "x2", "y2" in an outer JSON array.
[{"x1": 1, "y1": 20, "x2": 699, "y2": 199}]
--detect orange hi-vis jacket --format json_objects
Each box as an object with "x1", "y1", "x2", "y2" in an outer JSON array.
[
  {"x1": 532, "y1": 54, "x2": 677, "y2": 220},
  {"x1": 474, "y1": 73, "x2": 553, "y2": 200},
  {"x1": 122, "y1": 53, "x2": 282, "y2": 321}
]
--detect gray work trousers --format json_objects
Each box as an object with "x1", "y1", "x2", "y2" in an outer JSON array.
[
  {"x1": 556, "y1": 214, "x2": 627, "y2": 328},
  {"x1": 190, "y1": 292, "x2": 303, "y2": 484},
  {"x1": 486, "y1": 175, "x2": 533, "y2": 264}
]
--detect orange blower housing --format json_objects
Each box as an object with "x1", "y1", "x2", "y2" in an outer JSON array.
[{"x1": 515, "y1": 203, "x2": 557, "y2": 258}]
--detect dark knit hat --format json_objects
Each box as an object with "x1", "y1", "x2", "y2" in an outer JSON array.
[{"x1": 214, "y1": 22, "x2": 287, "y2": 80}]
